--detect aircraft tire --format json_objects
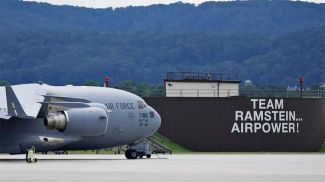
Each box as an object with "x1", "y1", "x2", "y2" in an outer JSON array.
[
  {"x1": 129, "y1": 150, "x2": 138, "y2": 159},
  {"x1": 125, "y1": 150, "x2": 130, "y2": 159},
  {"x1": 125, "y1": 150, "x2": 137, "y2": 159}
]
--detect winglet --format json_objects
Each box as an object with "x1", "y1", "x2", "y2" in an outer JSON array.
[{"x1": 5, "y1": 85, "x2": 27, "y2": 117}]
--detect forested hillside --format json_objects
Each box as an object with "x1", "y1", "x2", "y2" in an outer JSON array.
[
  {"x1": 0, "y1": 0, "x2": 324, "y2": 86},
  {"x1": 1, "y1": 0, "x2": 324, "y2": 33}
]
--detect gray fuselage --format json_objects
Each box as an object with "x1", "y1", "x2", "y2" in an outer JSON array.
[{"x1": 0, "y1": 84, "x2": 161, "y2": 154}]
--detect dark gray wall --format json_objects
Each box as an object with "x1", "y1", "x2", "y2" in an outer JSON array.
[{"x1": 145, "y1": 97, "x2": 325, "y2": 152}]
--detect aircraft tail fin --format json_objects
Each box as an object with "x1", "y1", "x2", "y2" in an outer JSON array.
[
  {"x1": 5, "y1": 85, "x2": 27, "y2": 117},
  {"x1": 0, "y1": 83, "x2": 45, "y2": 120}
]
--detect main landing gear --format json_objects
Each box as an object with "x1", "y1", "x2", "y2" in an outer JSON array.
[
  {"x1": 25, "y1": 146, "x2": 37, "y2": 163},
  {"x1": 125, "y1": 149, "x2": 152, "y2": 159},
  {"x1": 125, "y1": 142, "x2": 152, "y2": 160},
  {"x1": 125, "y1": 149, "x2": 138, "y2": 159}
]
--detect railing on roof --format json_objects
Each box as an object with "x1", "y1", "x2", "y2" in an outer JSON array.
[
  {"x1": 164, "y1": 88, "x2": 325, "y2": 98},
  {"x1": 240, "y1": 89, "x2": 325, "y2": 98},
  {"x1": 165, "y1": 72, "x2": 238, "y2": 81}
]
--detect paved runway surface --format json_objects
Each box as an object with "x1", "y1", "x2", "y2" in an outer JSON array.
[{"x1": 0, "y1": 154, "x2": 324, "y2": 182}]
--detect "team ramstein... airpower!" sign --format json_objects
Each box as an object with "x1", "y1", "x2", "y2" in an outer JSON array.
[{"x1": 231, "y1": 99, "x2": 302, "y2": 134}]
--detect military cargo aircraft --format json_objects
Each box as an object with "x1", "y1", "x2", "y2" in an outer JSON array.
[{"x1": 0, "y1": 83, "x2": 161, "y2": 162}]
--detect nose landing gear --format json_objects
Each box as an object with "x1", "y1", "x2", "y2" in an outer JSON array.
[{"x1": 25, "y1": 146, "x2": 37, "y2": 163}]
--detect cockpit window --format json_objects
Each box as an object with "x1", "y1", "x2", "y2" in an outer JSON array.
[
  {"x1": 149, "y1": 111, "x2": 154, "y2": 118},
  {"x1": 137, "y1": 100, "x2": 147, "y2": 109}
]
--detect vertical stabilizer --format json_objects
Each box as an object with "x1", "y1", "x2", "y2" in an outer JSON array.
[{"x1": 5, "y1": 86, "x2": 27, "y2": 117}]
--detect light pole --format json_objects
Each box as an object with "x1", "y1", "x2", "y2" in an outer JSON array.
[{"x1": 299, "y1": 76, "x2": 304, "y2": 98}]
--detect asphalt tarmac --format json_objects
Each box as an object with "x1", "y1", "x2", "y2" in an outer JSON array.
[{"x1": 0, "y1": 154, "x2": 324, "y2": 182}]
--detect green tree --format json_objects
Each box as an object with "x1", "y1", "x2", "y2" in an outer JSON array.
[
  {"x1": 0, "y1": 80, "x2": 9, "y2": 86},
  {"x1": 115, "y1": 80, "x2": 164, "y2": 97},
  {"x1": 82, "y1": 81, "x2": 100, "y2": 87}
]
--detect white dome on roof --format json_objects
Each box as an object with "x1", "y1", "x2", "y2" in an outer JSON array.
[{"x1": 244, "y1": 80, "x2": 252, "y2": 86}]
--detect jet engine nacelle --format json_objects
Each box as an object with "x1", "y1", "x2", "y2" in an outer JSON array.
[{"x1": 45, "y1": 107, "x2": 108, "y2": 136}]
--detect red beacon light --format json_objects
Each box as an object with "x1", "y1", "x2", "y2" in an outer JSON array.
[
  {"x1": 299, "y1": 76, "x2": 304, "y2": 83},
  {"x1": 104, "y1": 76, "x2": 110, "y2": 82},
  {"x1": 104, "y1": 76, "x2": 110, "y2": 87}
]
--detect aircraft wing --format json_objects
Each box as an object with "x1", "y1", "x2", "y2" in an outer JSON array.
[{"x1": 0, "y1": 84, "x2": 46, "y2": 119}]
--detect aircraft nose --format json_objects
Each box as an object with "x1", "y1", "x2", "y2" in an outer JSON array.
[
  {"x1": 154, "y1": 109, "x2": 161, "y2": 131},
  {"x1": 149, "y1": 106, "x2": 161, "y2": 133}
]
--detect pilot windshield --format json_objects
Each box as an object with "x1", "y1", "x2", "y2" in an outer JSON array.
[{"x1": 137, "y1": 100, "x2": 147, "y2": 109}]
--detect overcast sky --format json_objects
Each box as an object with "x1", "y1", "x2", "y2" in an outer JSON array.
[{"x1": 23, "y1": 0, "x2": 325, "y2": 8}]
